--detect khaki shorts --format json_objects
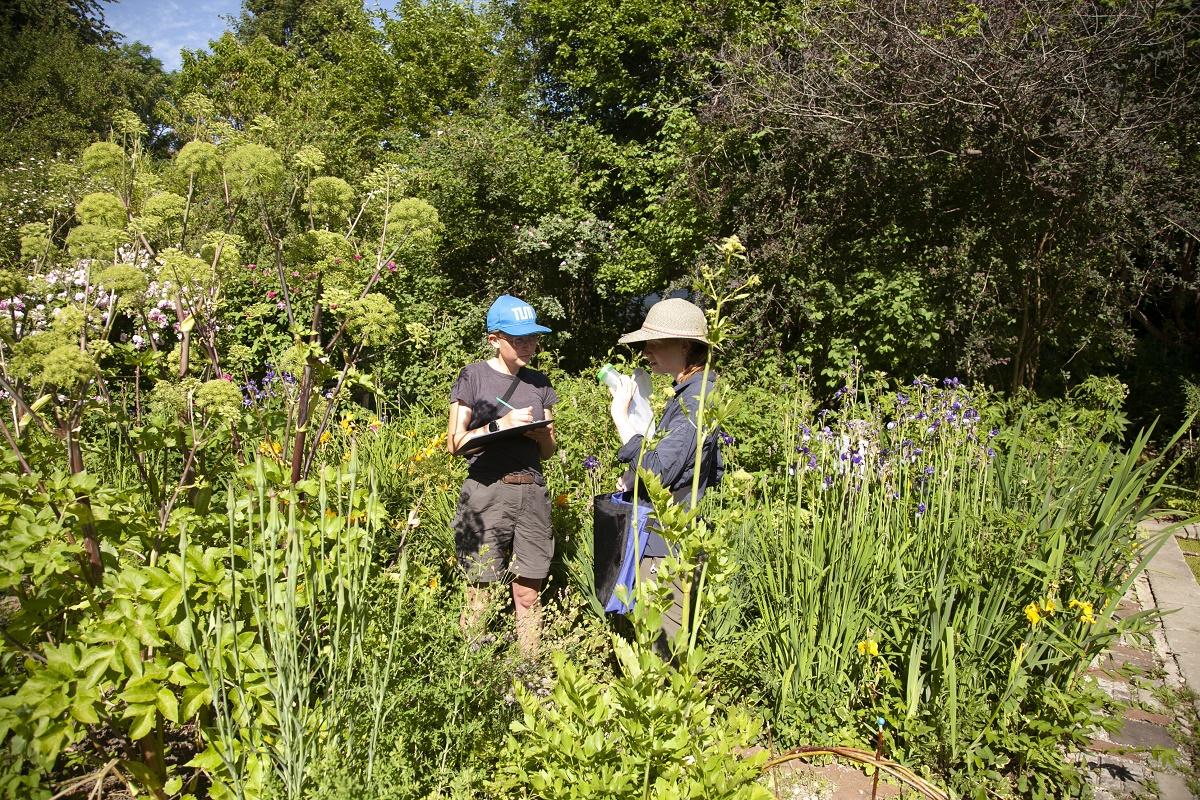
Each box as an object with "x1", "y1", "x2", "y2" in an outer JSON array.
[{"x1": 453, "y1": 477, "x2": 554, "y2": 583}]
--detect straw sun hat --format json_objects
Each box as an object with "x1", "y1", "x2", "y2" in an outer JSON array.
[{"x1": 617, "y1": 298, "x2": 709, "y2": 346}]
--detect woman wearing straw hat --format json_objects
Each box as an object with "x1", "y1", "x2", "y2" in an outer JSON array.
[{"x1": 609, "y1": 297, "x2": 724, "y2": 654}]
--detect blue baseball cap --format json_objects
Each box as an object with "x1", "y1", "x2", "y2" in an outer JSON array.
[{"x1": 486, "y1": 294, "x2": 552, "y2": 336}]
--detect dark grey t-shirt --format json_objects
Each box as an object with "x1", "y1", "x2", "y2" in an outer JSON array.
[{"x1": 450, "y1": 361, "x2": 558, "y2": 481}]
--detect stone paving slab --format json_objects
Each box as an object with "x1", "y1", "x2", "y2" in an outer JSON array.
[
  {"x1": 1142, "y1": 520, "x2": 1200, "y2": 540},
  {"x1": 1079, "y1": 556, "x2": 1196, "y2": 800},
  {"x1": 1146, "y1": 533, "x2": 1200, "y2": 705}
]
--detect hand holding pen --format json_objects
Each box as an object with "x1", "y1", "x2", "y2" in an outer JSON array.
[
  {"x1": 494, "y1": 395, "x2": 534, "y2": 428},
  {"x1": 496, "y1": 395, "x2": 554, "y2": 446}
]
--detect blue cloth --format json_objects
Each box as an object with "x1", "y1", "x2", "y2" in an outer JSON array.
[{"x1": 599, "y1": 492, "x2": 655, "y2": 614}]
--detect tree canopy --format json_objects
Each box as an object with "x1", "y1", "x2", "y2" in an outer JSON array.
[{"x1": 2, "y1": 0, "x2": 1198, "y2": 417}]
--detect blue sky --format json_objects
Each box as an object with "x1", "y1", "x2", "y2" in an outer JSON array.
[{"x1": 103, "y1": 0, "x2": 242, "y2": 72}]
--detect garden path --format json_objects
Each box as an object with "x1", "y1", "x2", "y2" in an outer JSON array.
[{"x1": 1078, "y1": 520, "x2": 1199, "y2": 800}]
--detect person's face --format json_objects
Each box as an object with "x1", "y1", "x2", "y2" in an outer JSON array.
[
  {"x1": 642, "y1": 338, "x2": 689, "y2": 376},
  {"x1": 491, "y1": 331, "x2": 540, "y2": 365}
]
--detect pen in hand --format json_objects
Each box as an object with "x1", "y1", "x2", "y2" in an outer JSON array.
[{"x1": 494, "y1": 396, "x2": 538, "y2": 432}]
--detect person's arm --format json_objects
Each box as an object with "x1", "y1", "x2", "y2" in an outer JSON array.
[
  {"x1": 446, "y1": 401, "x2": 474, "y2": 455},
  {"x1": 616, "y1": 396, "x2": 697, "y2": 490},
  {"x1": 446, "y1": 401, "x2": 534, "y2": 456},
  {"x1": 524, "y1": 407, "x2": 556, "y2": 460}
]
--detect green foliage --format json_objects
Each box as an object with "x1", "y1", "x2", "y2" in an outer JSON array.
[
  {"x1": 496, "y1": 645, "x2": 770, "y2": 799},
  {"x1": 176, "y1": 140, "x2": 222, "y2": 182},
  {"x1": 64, "y1": 222, "x2": 124, "y2": 261},
  {"x1": 711, "y1": 375, "x2": 1182, "y2": 796},
  {"x1": 75, "y1": 190, "x2": 126, "y2": 227},
  {"x1": 382, "y1": 197, "x2": 443, "y2": 267},
  {"x1": 80, "y1": 141, "x2": 124, "y2": 181},
  {"x1": 690, "y1": 0, "x2": 1199, "y2": 392},
  {"x1": 194, "y1": 378, "x2": 244, "y2": 422},
  {"x1": 304, "y1": 176, "x2": 354, "y2": 228},
  {"x1": 0, "y1": 2, "x2": 1196, "y2": 794},
  {"x1": 381, "y1": 0, "x2": 496, "y2": 130},
  {"x1": 16, "y1": 222, "x2": 50, "y2": 264},
  {"x1": 96, "y1": 264, "x2": 149, "y2": 307},
  {"x1": 0, "y1": 17, "x2": 166, "y2": 168},
  {"x1": 40, "y1": 343, "x2": 97, "y2": 389},
  {"x1": 224, "y1": 143, "x2": 285, "y2": 199}
]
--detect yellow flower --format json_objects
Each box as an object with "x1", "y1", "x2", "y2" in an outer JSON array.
[
  {"x1": 1069, "y1": 598, "x2": 1097, "y2": 625},
  {"x1": 1041, "y1": 597, "x2": 1057, "y2": 615},
  {"x1": 555, "y1": 493, "x2": 569, "y2": 507},
  {"x1": 319, "y1": 430, "x2": 331, "y2": 445},
  {"x1": 1024, "y1": 602, "x2": 1042, "y2": 627},
  {"x1": 339, "y1": 417, "x2": 355, "y2": 434},
  {"x1": 856, "y1": 636, "x2": 879, "y2": 658}
]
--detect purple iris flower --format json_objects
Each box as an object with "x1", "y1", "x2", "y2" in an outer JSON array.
[
  {"x1": 719, "y1": 431, "x2": 735, "y2": 446},
  {"x1": 583, "y1": 455, "x2": 600, "y2": 472},
  {"x1": 896, "y1": 392, "x2": 909, "y2": 406},
  {"x1": 917, "y1": 502, "x2": 927, "y2": 515}
]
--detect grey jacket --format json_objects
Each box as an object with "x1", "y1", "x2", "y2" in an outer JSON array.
[{"x1": 617, "y1": 370, "x2": 724, "y2": 507}]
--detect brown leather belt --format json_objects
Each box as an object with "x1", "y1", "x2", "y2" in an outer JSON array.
[{"x1": 500, "y1": 472, "x2": 538, "y2": 485}]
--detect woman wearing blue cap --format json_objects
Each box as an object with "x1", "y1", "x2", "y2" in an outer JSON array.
[{"x1": 446, "y1": 294, "x2": 557, "y2": 657}]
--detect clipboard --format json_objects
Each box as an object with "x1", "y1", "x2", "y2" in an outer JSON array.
[{"x1": 464, "y1": 418, "x2": 552, "y2": 450}]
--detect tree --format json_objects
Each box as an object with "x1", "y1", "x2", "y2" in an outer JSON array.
[
  {"x1": 0, "y1": 4, "x2": 167, "y2": 167},
  {"x1": 0, "y1": 0, "x2": 110, "y2": 43},
  {"x1": 689, "y1": 0, "x2": 1200, "y2": 391}
]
